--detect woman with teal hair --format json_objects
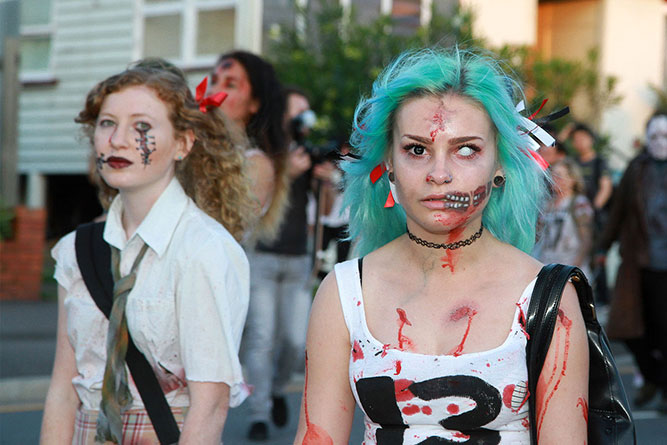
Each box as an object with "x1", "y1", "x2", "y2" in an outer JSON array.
[{"x1": 294, "y1": 48, "x2": 589, "y2": 444}]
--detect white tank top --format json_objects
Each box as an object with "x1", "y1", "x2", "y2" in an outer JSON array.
[{"x1": 334, "y1": 259, "x2": 535, "y2": 444}]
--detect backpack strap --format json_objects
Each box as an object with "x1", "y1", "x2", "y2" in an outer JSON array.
[{"x1": 75, "y1": 222, "x2": 181, "y2": 445}]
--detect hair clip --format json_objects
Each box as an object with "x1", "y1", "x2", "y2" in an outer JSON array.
[
  {"x1": 195, "y1": 77, "x2": 227, "y2": 113},
  {"x1": 515, "y1": 99, "x2": 569, "y2": 171},
  {"x1": 370, "y1": 162, "x2": 387, "y2": 184},
  {"x1": 384, "y1": 190, "x2": 395, "y2": 208},
  {"x1": 515, "y1": 100, "x2": 555, "y2": 150}
]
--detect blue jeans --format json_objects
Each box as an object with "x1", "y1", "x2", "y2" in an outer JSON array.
[{"x1": 241, "y1": 251, "x2": 312, "y2": 422}]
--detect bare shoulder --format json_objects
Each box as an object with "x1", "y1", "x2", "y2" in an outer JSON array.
[
  {"x1": 246, "y1": 149, "x2": 275, "y2": 179},
  {"x1": 490, "y1": 241, "x2": 543, "y2": 284},
  {"x1": 310, "y1": 270, "x2": 348, "y2": 338}
]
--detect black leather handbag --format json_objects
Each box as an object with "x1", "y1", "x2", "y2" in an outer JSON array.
[{"x1": 525, "y1": 264, "x2": 635, "y2": 445}]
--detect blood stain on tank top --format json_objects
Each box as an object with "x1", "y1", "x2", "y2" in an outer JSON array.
[
  {"x1": 395, "y1": 379, "x2": 416, "y2": 402},
  {"x1": 402, "y1": 404, "x2": 420, "y2": 415},
  {"x1": 352, "y1": 340, "x2": 364, "y2": 362},
  {"x1": 394, "y1": 360, "x2": 402, "y2": 375}
]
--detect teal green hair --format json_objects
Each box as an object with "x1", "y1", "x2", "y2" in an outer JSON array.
[{"x1": 341, "y1": 48, "x2": 549, "y2": 256}]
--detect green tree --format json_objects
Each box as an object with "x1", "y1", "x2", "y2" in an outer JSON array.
[
  {"x1": 269, "y1": 0, "x2": 621, "y2": 146},
  {"x1": 495, "y1": 46, "x2": 622, "y2": 130},
  {"x1": 268, "y1": 0, "x2": 478, "y2": 143}
]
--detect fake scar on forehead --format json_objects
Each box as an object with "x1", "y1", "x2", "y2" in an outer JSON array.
[
  {"x1": 429, "y1": 106, "x2": 448, "y2": 142},
  {"x1": 135, "y1": 128, "x2": 156, "y2": 165}
]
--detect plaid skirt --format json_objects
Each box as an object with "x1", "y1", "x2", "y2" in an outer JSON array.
[{"x1": 72, "y1": 407, "x2": 187, "y2": 445}]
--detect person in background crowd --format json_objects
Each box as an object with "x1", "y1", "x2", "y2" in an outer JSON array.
[
  {"x1": 294, "y1": 48, "x2": 588, "y2": 444},
  {"x1": 533, "y1": 158, "x2": 594, "y2": 279},
  {"x1": 208, "y1": 50, "x2": 290, "y2": 241},
  {"x1": 243, "y1": 88, "x2": 314, "y2": 441},
  {"x1": 314, "y1": 139, "x2": 353, "y2": 279},
  {"x1": 561, "y1": 122, "x2": 613, "y2": 211},
  {"x1": 560, "y1": 122, "x2": 613, "y2": 304},
  {"x1": 41, "y1": 63, "x2": 254, "y2": 444},
  {"x1": 597, "y1": 111, "x2": 667, "y2": 413}
]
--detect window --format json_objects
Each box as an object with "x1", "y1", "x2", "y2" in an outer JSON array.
[
  {"x1": 20, "y1": 0, "x2": 54, "y2": 79},
  {"x1": 142, "y1": 0, "x2": 238, "y2": 68}
]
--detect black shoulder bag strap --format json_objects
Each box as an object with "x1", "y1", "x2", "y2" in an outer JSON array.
[
  {"x1": 525, "y1": 263, "x2": 635, "y2": 445},
  {"x1": 75, "y1": 222, "x2": 180, "y2": 445},
  {"x1": 524, "y1": 263, "x2": 568, "y2": 444}
]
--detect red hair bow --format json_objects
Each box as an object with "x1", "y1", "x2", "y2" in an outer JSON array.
[{"x1": 195, "y1": 77, "x2": 227, "y2": 113}]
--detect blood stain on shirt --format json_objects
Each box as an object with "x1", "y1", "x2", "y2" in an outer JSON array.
[
  {"x1": 503, "y1": 384, "x2": 516, "y2": 409},
  {"x1": 352, "y1": 340, "x2": 364, "y2": 362},
  {"x1": 395, "y1": 379, "x2": 416, "y2": 402},
  {"x1": 447, "y1": 403, "x2": 460, "y2": 414},
  {"x1": 402, "y1": 404, "x2": 420, "y2": 415}
]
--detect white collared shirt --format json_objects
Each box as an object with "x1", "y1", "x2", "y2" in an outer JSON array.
[{"x1": 52, "y1": 177, "x2": 250, "y2": 409}]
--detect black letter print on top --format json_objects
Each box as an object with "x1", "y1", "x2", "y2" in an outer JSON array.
[{"x1": 356, "y1": 375, "x2": 502, "y2": 444}]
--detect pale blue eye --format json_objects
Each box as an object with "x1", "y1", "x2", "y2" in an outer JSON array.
[
  {"x1": 136, "y1": 122, "x2": 151, "y2": 132},
  {"x1": 458, "y1": 146, "x2": 475, "y2": 156},
  {"x1": 98, "y1": 119, "x2": 115, "y2": 127}
]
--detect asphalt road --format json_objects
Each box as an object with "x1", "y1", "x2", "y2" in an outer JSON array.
[{"x1": 1, "y1": 300, "x2": 666, "y2": 444}]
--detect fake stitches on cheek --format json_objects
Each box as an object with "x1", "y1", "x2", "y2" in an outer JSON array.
[
  {"x1": 96, "y1": 153, "x2": 107, "y2": 171},
  {"x1": 448, "y1": 305, "x2": 478, "y2": 357},
  {"x1": 302, "y1": 350, "x2": 334, "y2": 445},
  {"x1": 536, "y1": 309, "x2": 572, "y2": 442},
  {"x1": 135, "y1": 128, "x2": 156, "y2": 165}
]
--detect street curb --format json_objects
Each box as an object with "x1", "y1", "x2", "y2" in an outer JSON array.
[{"x1": 0, "y1": 376, "x2": 50, "y2": 407}]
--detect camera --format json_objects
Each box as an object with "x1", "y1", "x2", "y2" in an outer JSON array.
[{"x1": 289, "y1": 110, "x2": 338, "y2": 164}]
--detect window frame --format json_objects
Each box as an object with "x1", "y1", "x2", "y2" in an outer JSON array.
[
  {"x1": 19, "y1": 7, "x2": 56, "y2": 84},
  {"x1": 139, "y1": 0, "x2": 238, "y2": 70}
]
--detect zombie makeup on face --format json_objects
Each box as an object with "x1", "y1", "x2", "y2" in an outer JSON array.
[
  {"x1": 426, "y1": 182, "x2": 492, "y2": 212},
  {"x1": 646, "y1": 115, "x2": 667, "y2": 160},
  {"x1": 96, "y1": 153, "x2": 107, "y2": 171},
  {"x1": 135, "y1": 127, "x2": 157, "y2": 165}
]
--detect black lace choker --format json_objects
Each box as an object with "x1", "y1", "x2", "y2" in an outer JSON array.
[{"x1": 406, "y1": 224, "x2": 484, "y2": 250}]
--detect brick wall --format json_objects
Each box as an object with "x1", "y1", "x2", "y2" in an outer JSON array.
[{"x1": 0, "y1": 206, "x2": 47, "y2": 300}]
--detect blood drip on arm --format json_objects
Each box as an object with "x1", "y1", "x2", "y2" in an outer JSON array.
[
  {"x1": 302, "y1": 351, "x2": 334, "y2": 445},
  {"x1": 536, "y1": 309, "x2": 572, "y2": 441}
]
